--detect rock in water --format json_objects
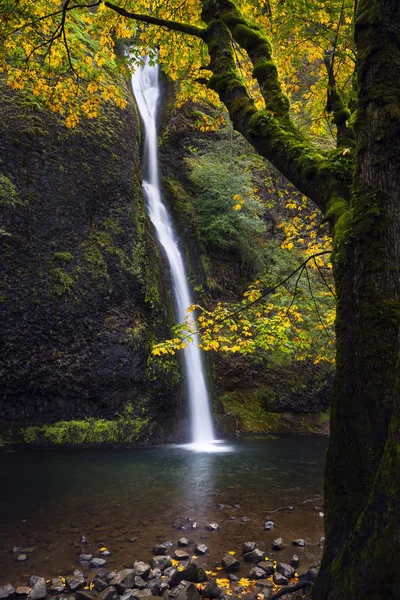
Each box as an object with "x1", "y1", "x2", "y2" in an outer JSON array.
[
  {"x1": 263, "y1": 521, "x2": 275, "y2": 531},
  {"x1": 173, "y1": 582, "x2": 200, "y2": 600},
  {"x1": 178, "y1": 538, "x2": 190, "y2": 547},
  {"x1": 174, "y1": 550, "x2": 189, "y2": 561},
  {"x1": 243, "y1": 548, "x2": 264, "y2": 564},
  {"x1": 242, "y1": 542, "x2": 256, "y2": 554},
  {"x1": 290, "y1": 555, "x2": 300, "y2": 567},
  {"x1": 272, "y1": 538, "x2": 285, "y2": 550},
  {"x1": 91, "y1": 558, "x2": 107, "y2": 568},
  {"x1": 276, "y1": 563, "x2": 294, "y2": 579},
  {"x1": 221, "y1": 555, "x2": 240, "y2": 573},
  {"x1": 202, "y1": 581, "x2": 222, "y2": 599},
  {"x1": 258, "y1": 562, "x2": 274, "y2": 576},
  {"x1": 292, "y1": 539, "x2": 305, "y2": 547},
  {"x1": 170, "y1": 560, "x2": 207, "y2": 584},
  {"x1": 50, "y1": 579, "x2": 65, "y2": 593},
  {"x1": 273, "y1": 573, "x2": 288, "y2": 586},
  {"x1": 206, "y1": 523, "x2": 219, "y2": 531},
  {"x1": 153, "y1": 544, "x2": 168, "y2": 556},
  {"x1": 194, "y1": 544, "x2": 208, "y2": 555},
  {"x1": 149, "y1": 556, "x2": 172, "y2": 571}
]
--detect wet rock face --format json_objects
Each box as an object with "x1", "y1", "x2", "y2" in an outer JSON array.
[{"x1": 0, "y1": 81, "x2": 178, "y2": 431}]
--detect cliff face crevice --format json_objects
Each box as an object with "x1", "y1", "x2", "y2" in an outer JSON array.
[{"x1": 0, "y1": 80, "x2": 180, "y2": 431}]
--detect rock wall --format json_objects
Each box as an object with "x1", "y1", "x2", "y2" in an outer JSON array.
[{"x1": 0, "y1": 79, "x2": 180, "y2": 435}]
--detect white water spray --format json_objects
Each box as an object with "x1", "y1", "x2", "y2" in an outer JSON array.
[{"x1": 131, "y1": 57, "x2": 218, "y2": 449}]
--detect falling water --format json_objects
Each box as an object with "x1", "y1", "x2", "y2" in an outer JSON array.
[{"x1": 131, "y1": 56, "x2": 218, "y2": 449}]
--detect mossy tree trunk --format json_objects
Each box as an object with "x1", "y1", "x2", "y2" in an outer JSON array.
[
  {"x1": 107, "y1": 0, "x2": 400, "y2": 595},
  {"x1": 312, "y1": 1, "x2": 400, "y2": 597}
]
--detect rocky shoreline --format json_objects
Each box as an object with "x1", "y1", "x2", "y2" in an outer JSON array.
[{"x1": 1, "y1": 527, "x2": 324, "y2": 600}]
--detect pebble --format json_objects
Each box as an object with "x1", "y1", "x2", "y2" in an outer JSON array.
[
  {"x1": 178, "y1": 537, "x2": 190, "y2": 547},
  {"x1": 272, "y1": 537, "x2": 285, "y2": 550},
  {"x1": 206, "y1": 523, "x2": 219, "y2": 531},
  {"x1": 90, "y1": 557, "x2": 107, "y2": 568},
  {"x1": 292, "y1": 539, "x2": 305, "y2": 547},
  {"x1": 16, "y1": 554, "x2": 27, "y2": 562},
  {"x1": 263, "y1": 521, "x2": 275, "y2": 530},
  {"x1": 195, "y1": 544, "x2": 208, "y2": 555}
]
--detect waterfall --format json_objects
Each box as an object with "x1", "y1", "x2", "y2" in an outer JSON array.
[{"x1": 131, "y1": 56, "x2": 218, "y2": 449}]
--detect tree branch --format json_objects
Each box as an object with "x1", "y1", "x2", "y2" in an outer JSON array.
[{"x1": 104, "y1": 1, "x2": 206, "y2": 39}]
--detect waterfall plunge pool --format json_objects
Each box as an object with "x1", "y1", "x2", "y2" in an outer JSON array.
[{"x1": 0, "y1": 436, "x2": 326, "y2": 585}]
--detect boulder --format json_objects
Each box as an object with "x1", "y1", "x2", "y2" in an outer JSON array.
[
  {"x1": 79, "y1": 555, "x2": 93, "y2": 563},
  {"x1": 299, "y1": 567, "x2": 319, "y2": 583},
  {"x1": 65, "y1": 576, "x2": 86, "y2": 592},
  {"x1": 276, "y1": 563, "x2": 294, "y2": 580},
  {"x1": 28, "y1": 580, "x2": 44, "y2": 590},
  {"x1": 97, "y1": 588, "x2": 117, "y2": 600},
  {"x1": 133, "y1": 563, "x2": 151, "y2": 579},
  {"x1": 29, "y1": 584, "x2": 46, "y2": 600},
  {"x1": 273, "y1": 573, "x2": 288, "y2": 586},
  {"x1": 289, "y1": 555, "x2": 300, "y2": 568},
  {"x1": 243, "y1": 548, "x2": 264, "y2": 564},
  {"x1": 272, "y1": 538, "x2": 285, "y2": 550},
  {"x1": 248, "y1": 567, "x2": 266, "y2": 580},
  {"x1": 110, "y1": 570, "x2": 135, "y2": 593},
  {"x1": 149, "y1": 556, "x2": 172, "y2": 572},
  {"x1": 50, "y1": 579, "x2": 65, "y2": 594},
  {"x1": 172, "y1": 582, "x2": 200, "y2": 600},
  {"x1": 75, "y1": 592, "x2": 95, "y2": 600},
  {"x1": 91, "y1": 558, "x2": 107, "y2": 569},
  {"x1": 242, "y1": 542, "x2": 256, "y2": 554},
  {"x1": 0, "y1": 585, "x2": 15, "y2": 600},
  {"x1": 255, "y1": 580, "x2": 273, "y2": 590},
  {"x1": 134, "y1": 578, "x2": 147, "y2": 590},
  {"x1": 174, "y1": 550, "x2": 189, "y2": 561},
  {"x1": 15, "y1": 589, "x2": 30, "y2": 598},
  {"x1": 169, "y1": 560, "x2": 207, "y2": 584},
  {"x1": 202, "y1": 582, "x2": 221, "y2": 599},
  {"x1": 221, "y1": 555, "x2": 240, "y2": 573},
  {"x1": 194, "y1": 545, "x2": 207, "y2": 556},
  {"x1": 257, "y1": 562, "x2": 274, "y2": 577},
  {"x1": 154, "y1": 545, "x2": 168, "y2": 556},
  {"x1": 92, "y1": 579, "x2": 108, "y2": 593},
  {"x1": 177, "y1": 538, "x2": 190, "y2": 547}
]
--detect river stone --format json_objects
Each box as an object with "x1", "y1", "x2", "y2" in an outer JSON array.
[
  {"x1": 79, "y1": 554, "x2": 93, "y2": 563},
  {"x1": 206, "y1": 523, "x2": 219, "y2": 531},
  {"x1": 177, "y1": 538, "x2": 190, "y2": 547},
  {"x1": 227, "y1": 575, "x2": 238, "y2": 583},
  {"x1": 174, "y1": 550, "x2": 189, "y2": 561},
  {"x1": 16, "y1": 555, "x2": 27, "y2": 562},
  {"x1": 121, "y1": 591, "x2": 136, "y2": 600},
  {"x1": 29, "y1": 583, "x2": 46, "y2": 600},
  {"x1": 75, "y1": 591, "x2": 96, "y2": 600},
  {"x1": 91, "y1": 558, "x2": 107, "y2": 569},
  {"x1": 15, "y1": 589, "x2": 30, "y2": 598},
  {"x1": 104, "y1": 574, "x2": 117, "y2": 584},
  {"x1": 194, "y1": 544, "x2": 208, "y2": 556},
  {"x1": 92, "y1": 579, "x2": 108, "y2": 593},
  {"x1": 0, "y1": 585, "x2": 15, "y2": 600},
  {"x1": 148, "y1": 569, "x2": 162, "y2": 581},
  {"x1": 248, "y1": 567, "x2": 266, "y2": 580},
  {"x1": 255, "y1": 580, "x2": 273, "y2": 590},
  {"x1": 243, "y1": 548, "x2": 264, "y2": 564},
  {"x1": 290, "y1": 555, "x2": 300, "y2": 567},
  {"x1": 97, "y1": 587, "x2": 118, "y2": 600},
  {"x1": 202, "y1": 581, "x2": 221, "y2": 599},
  {"x1": 66, "y1": 575, "x2": 85, "y2": 592},
  {"x1": 154, "y1": 544, "x2": 168, "y2": 556},
  {"x1": 133, "y1": 563, "x2": 151, "y2": 579},
  {"x1": 318, "y1": 536, "x2": 325, "y2": 548},
  {"x1": 221, "y1": 555, "x2": 240, "y2": 573},
  {"x1": 173, "y1": 582, "x2": 200, "y2": 600},
  {"x1": 111, "y1": 569, "x2": 135, "y2": 592},
  {"x1": 150, "y1": 556, "x2": 172, "y2": 571},
  {"x1": 272, "y1": 538, "x2": 285, "y2": 550},
  {"x1": 292, "y1": 539, "x2": 305, "y2": 547},
  {"x1": 263, "y1": 521, "x2": 275, "y2": 531},
  {"x1": 191, "y1": 523, "x2": 200, "y2": 530},
  {"x1": 276, "y1": 563, "x2": 294, "y2": 579},
  {"x1": 28, "y1": 580, "x2": 45, "y2": 590},
  {"x1": 170, "y1": 560, "x2": 207, "y2": 584},
  {"x1": 134, "y1": 577, "x2": 147, "y2": 590},
  {"x1": 258, "y1": 562, "x2": 274, "y2": 576},
  {"x1": 273, "y1": 573, "x2": 288, "y2": 586},
  {"x1": 242, "y1": 542, "x2": 256, "y2": 554},
  {"x1": 299, "y1": 567, "x2": 319, "y2": 583},
  {"x1": 50, "y1": 579, "x2": 65, "y2": 594},
  {"x1": 145, "y1": 580, "x2": 161, "y2": 596},
  {"x1": 131, "y1": 590, "x2": 152, "y2": 599}
]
